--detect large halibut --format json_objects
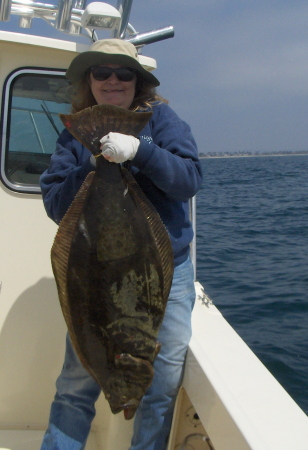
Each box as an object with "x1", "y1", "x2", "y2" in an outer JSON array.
[{"x1": 52, "y1": 104, "x2": 174, "y2": 419}]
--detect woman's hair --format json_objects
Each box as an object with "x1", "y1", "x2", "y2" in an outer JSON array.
[{"x1": 70, "y1": 71, "x2": 168, "y2": 113}]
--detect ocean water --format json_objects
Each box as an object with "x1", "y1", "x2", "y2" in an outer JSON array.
[{"x1": 196, "y1": 155, "x2": 308, "y2": 414}]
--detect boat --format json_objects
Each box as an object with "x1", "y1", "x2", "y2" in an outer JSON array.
[{"x1": 0, "y1": 1, "x2": 307, "y2": 449}]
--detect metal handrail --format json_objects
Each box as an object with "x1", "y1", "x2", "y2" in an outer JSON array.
[
  {"x1": 113, "y1": 0, "x2": 133, "y2": 39},
  {"x1": 1, "y1": 0, "x2": 174, "y2": 46}
]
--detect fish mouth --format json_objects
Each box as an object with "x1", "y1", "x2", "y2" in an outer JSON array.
[
  {"x1": 122, "y1": 399, "x2": 139, "y2": 420},
  {"x1": 124, "y1": 406, "x2": 137, "y2": 420},
  {"x1": 121, "y1": 398, "x2": 139, "y2": 409},
  {"x1": 110, "y1": 398, "x2": 139, "y2": 420}
]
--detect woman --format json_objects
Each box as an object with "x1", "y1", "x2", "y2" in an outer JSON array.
[{"x1": 40, "y1": 38, "x2": 203, "y2": 450}]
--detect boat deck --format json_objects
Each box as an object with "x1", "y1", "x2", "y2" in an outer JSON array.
[{"x1": 0, "y1": 430, "x2": 98, "y2": 450}]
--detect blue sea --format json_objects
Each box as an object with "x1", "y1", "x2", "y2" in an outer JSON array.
[{"x1": 196, "y1": 154, "x2": 308, "y2": 415}]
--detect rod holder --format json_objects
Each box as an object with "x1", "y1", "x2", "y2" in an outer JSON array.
[{"x1": 127, "y1": 26, "x2": 174, "y2": 47}]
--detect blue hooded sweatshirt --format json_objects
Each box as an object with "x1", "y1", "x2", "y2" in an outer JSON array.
[{"x1": 40, "y1": 102, "x2": 203, "y2": 266}]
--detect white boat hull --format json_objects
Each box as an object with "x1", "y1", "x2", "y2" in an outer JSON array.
[{"x1": 0, "y1": 29, "x2": 307, "y2": 450}]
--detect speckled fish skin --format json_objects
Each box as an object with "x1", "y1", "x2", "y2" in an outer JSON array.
[{"x1": 52, "y1": 105, "x2": 174, "y2": 420}]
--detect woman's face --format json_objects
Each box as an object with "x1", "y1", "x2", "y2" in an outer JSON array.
[{"x1": 89, "y1": 64, "x2": 137, "y2": 110}]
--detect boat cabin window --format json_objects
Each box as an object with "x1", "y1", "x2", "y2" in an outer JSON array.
[{"x1": 0, "y1": 68, "x2": 71, "y2": 194}]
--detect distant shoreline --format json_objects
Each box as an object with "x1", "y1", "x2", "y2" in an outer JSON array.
[{"x1": 199, "y1": 153, "x2": 308, "y2": 159}]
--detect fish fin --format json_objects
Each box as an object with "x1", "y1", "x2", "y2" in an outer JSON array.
[
  {"x1": 59, "y1": 104, "x2": 152, "y2": 156},
  {"x1": 121, "y1": 167, "x2": 174, "y2": 304},
  {"x1": 51, "y1": 171, "x2": 95, "y2": 369}
]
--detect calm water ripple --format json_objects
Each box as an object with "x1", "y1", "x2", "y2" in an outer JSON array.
[{"x1": 196, "y1": 155, "x2": 308, "y2": 414}]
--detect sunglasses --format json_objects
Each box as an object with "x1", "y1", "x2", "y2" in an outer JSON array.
[{"x1": 90, "y1": 66, "x2": 136, "y2": 82}]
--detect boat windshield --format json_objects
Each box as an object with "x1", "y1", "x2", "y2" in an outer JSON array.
[{"x1": 0, "y1": 68, "x2": 71, "y2": 193}]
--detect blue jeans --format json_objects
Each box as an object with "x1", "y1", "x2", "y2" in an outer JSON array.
[{"x1": 41, "y1": 256, "x2": 195, "y2": 450}]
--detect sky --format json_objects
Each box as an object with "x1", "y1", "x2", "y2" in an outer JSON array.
[{"x1": 2, "y1": 0, "x2": 308, "y2": 154}]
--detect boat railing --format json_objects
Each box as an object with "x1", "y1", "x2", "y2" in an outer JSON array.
[{"x1": 0, "y1": 0, "x2": 174, "y2": 47}]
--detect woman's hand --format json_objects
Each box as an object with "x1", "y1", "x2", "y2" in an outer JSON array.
[{"x1": 100, "y1": 132, "x2": 140, "y2": 163}]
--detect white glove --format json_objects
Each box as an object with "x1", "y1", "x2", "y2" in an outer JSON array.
[{"x1": 100, "y1": 132, "x2": 140, "y2": 163}]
